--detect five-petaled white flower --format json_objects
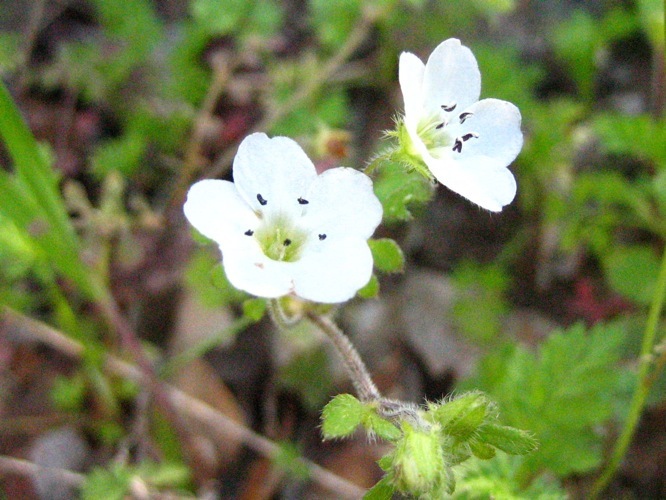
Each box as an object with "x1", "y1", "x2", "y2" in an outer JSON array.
[
  {"x1": 399, "y1": 38, "x2": 523, "y2": 212},
  {"x1": 184, "y1": 133, "x2": 383, "y2": 303}
]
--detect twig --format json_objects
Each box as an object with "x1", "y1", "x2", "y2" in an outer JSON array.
[
  {"x1": 0, "y1": 455, "x2": 84, "y2": 488},
  {"x1": 306, "y1": 311, "x2": 380, "y2": 403},
  {"x1": 1, "y1": 307, "x2": 365, "y2": 499}
]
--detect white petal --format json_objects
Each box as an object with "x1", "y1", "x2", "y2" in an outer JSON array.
[
  {"x1": 183, "y1": 179, "x2": 258, "y2": 245},
  {"x1": 233, "y1": 133, "x2": 317, "y2": 218},
  {"x1": 399, "y1": 51, "x2": 426, "y2": 132},
  {"x1": 222, "y1": 241, "x2": 297, "y2": 298},
  {"x1": 447, "y1": 99, "x2": 523, "y2": 168},
  {"x1": 423, "y1": 39, "x2": 481, "y2": 115},
  {"x1": 292, "y1": 237, "x2": 374, "y2": 303},
  {"x1": 300, "y1": 167, "x2": 382, "y2": 240},
  {"x1": 428, "y1": 157, "x2": 517, "y2": 212}
]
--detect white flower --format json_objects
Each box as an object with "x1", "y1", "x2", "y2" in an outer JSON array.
[
  {"x1": 398, "y1": 38, "x2": 523, "y2": 212},
  {"x1": 184, "y1": 133, "x2": 383, "y2": 303}
]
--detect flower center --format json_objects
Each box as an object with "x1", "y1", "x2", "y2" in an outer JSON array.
[
  {"x1": 252, "y1": 213, "x2": 308, "y2": 262},
  {"x1": 242, "y1": 194, "x2": 328, "y2": 263},
  {"x1": 416, "y1": 104, "x2": 479, "y2": 159}
]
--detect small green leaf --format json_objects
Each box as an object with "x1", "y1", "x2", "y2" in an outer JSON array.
[
  {"x1": 476, "y1": 424, "x2": 539, "y2": 456},
  {"x1": 321, "y1": 394, "x2": 363, "y2": 439},
  {"x1": 81, "y1": 465, "x2": 131, "y2": 500},
  {"x1": 373, "y1": 160, "x2": 433, "y2": 223},
  {"x1": 369, "y1": 238, "x2": 405, "y2": 274},
  {"x1": 242, "y1": 298, "x2": 267, "y2": 322},
  {"x1": 357, "y1": 274, "x2": 379, "y2": 299}
]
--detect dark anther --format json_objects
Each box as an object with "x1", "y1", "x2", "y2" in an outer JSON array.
[
  {"x1": 244, "y1": 229, "x2": 254, "y2": 236},
  {"x1": 283, "y1": 239, "x2": 292, "y2": 246},
  {"x1": 257, "y1": 193, "x2": 267, "y2": 206},
  {"x1": 441, "y1": 103, "x2": 457, "y2": 112},
  {"x1": 297, "y1": 197, "x2": 309, "y2": 205},
  {"x1": 459, "y1": 112, "x2": 473, "y2": 124},
  {"x1": 318, "y1": 234, "x2": 327, "y2": 240},
  {"x1": 453, "y1": 138, "x2": 463, "y2": 153},
  {"x1": 461, "y1": 132, "x2": 478, "y2": 142},
  {"x1": 435, "y1": 122, "x2": 445, "y2": 130}
]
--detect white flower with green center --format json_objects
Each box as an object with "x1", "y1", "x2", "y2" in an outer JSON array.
[
  {"x1": 184, "y1": 133, "x2": 383, "y2": 303},
  {"x1": 398, "y1": 38, "x2": 523, "y2": 212}
]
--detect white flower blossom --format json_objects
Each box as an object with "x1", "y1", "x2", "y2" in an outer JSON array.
[
  {"x1": 184, "y1": 133, "x2": 383, "y2": 303},
  {"x1": 398, "y1": 38, "x2": 523, "y2": 212}
]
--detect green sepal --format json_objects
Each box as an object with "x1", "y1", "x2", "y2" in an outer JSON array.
[
  {"x1": 469, "y1": 438, "x2": 497, "y2": 460},
  {"x1": 363, "y1": 411, "x2": 402, "y2": 442},
  {"x1": 475, "y1": 424, "x2": 539, "y2": 455},
  {"x1": 242, "y1": 298, "x2": 267, "y2": 322}
]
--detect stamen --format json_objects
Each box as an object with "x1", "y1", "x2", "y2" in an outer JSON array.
[
  {"x1": 452, "y1": 138, "x2": 463, "y2": 153},
  {"x1": 459, "y1": 112, "x2": 473, "y2": 124},
  {"x1": 244, "y1": 229, "x2": 254, "y2": 236},
  {"x1": 297, "y1": 197, "x2": 309, "y2": 205},
  {"x1": 283, "y1": 239, "x2": 292, "y2": 246},
  {"x1": 318, "y1": 234, "x2": 327, "y2": 240},
  {"x1": 441, "y1": 102, "x2": 457, "y2": 112},
  {"x1": 435, "y1": 122, "x2": 445, "y2": 130},
  {"x1": 461, "y1": 132, "x2": 479, "y2": 141},
  {"x1": 257, "y1": 193, "x2": 267, "y2": 206}
]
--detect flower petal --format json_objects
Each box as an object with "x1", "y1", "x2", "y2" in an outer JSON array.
[
  {"x1": 300, "y1": 167, "x2": 382, "y2": 240},
  {"x1": 423, "y1": 39, "x2": 480, "y2": 116},
  {"x1": 446, "y1": 98, "x2": 523, "y2": 168},
  {"x1": 427, "y1": 157, "x2": 517, "y2": 212},
  {"x1": 233, "y1": 133, "x2": 317, "y2": 218},
  {"x1": 222, "y1": 240, "x2": 297, "y2": 298},
  {"x1": 292, "y1": 237, "x2": 374, "y2": 303},
  {"x1": 183, "y1": 179, "x2": 258, "y2": 244},
  {"x1": 399, "y1": 51, "x2": 426, "y2": 132}
]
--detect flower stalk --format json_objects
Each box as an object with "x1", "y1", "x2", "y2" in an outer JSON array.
[{"x1": 306, "y1": 311, "x2": 380, "y2": 403}]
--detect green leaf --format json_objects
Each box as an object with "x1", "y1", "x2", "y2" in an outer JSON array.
[
  {"x1": 604, "y1": 244, "x2": 660, "y2": 305},
  {"x1": 453, "y1": 454, "x2": 566, "y2": 499},
  {"x1": 363, "y1": 476, "x2": 395, "y2": 500},
  {"x1": 81, "y1": 465, "x2": 131, "y2": 500},
  {"x1": 321, "y1": 394, "x2": 364, "y2": 439},
  {"x1": 310, "y1": 0, "x2": 362, "y2": 50},
  {"x1": 192, "y1": 0, "x2": 251, "y2": 35},
  {"x1": 242, "y1": 298, "x2": 267, "y2": 322},
  {"x1": 372, "y1": 159, "x2": 433, "y2": 223},
  {"x1": 475, "y1": 424, "x2": 538, "y2": 455},
  {"x1": 357, "y1": 274, "x2": 380, "y2": 299},
  {"x1": 462, "y1": 322, "x2": 628, "y2": 476},
  {"x1": 369, "y1": 238, "x2": 405, "y2": 273}
]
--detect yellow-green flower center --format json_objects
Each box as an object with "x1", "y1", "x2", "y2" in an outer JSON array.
[{"x1": 253, "y1": 213, "x2": 308, "y2": 262}]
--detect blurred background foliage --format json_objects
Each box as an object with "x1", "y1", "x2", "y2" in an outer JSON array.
[{"x1": 0, "y1": 0, "x2": 664, "y2": 498}]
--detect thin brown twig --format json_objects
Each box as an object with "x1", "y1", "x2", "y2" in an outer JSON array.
[
  {"x1": 165, "y1": 52, "x2": 238, "y2": 217},
  {"x1": 1, "y1": 307, "x2": 365, "y2": 499},
  {"x1": 0, "y1": 455, "x2": 84, "y2": 488}
]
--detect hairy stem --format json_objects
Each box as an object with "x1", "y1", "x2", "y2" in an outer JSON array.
[
  {"x1": 591, "y1": 244, "x2": 666, "y2": 497},
  {"x1": 306, "y1": 311, "x2": 381, "y2": 403}
]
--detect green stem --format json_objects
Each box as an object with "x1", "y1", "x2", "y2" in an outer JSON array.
[{"x1": 591, "y1": 244, "x2": 666, "y2": 497}]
